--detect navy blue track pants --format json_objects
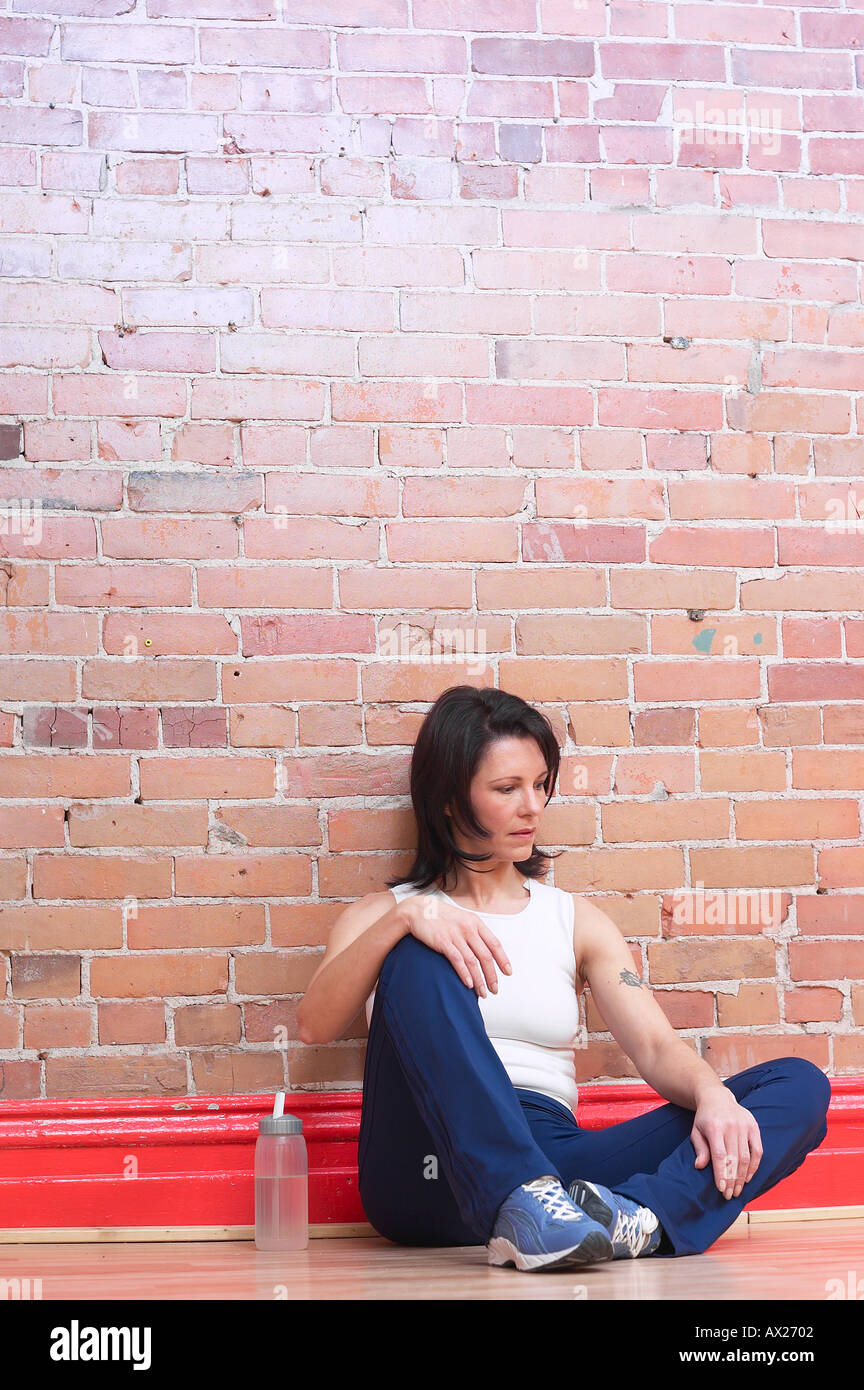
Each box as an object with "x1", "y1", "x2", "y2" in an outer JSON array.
[{"x1": 357, "y1": 933, "x2": 832, "y2": 1255}]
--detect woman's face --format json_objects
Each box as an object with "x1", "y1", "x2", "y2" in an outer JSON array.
[{"x1": 447, "y1": 737, "x2": 550, "y2": 862}]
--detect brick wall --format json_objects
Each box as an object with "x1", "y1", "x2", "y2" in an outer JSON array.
[{"x1": 1, "y1": 1, "x2": 863, "y2": 1100}]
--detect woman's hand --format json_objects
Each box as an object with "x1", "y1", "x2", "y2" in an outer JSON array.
[
  {"x1": 402, "y1": 894, "x2": 512, "y2": 998},
  {"x1": 690, "y1": 1087, "x2": 764, "y2": 1199}
]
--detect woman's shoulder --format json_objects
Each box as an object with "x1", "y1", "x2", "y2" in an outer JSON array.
[{"x1": 532, "y1": 876, "x2": 575, "y2": 911}]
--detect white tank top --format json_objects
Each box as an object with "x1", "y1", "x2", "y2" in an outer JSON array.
[{"x1": 364, "y1": 875, "x2": 582, "y2": 1115}]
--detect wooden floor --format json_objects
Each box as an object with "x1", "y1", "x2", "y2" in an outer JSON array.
[{"x1": 2, "y1": 1217, "x2": 862, "y2": 1300}]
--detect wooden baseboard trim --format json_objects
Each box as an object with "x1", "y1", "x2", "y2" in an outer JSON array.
[
  {"x1": 0, "y1": 1222, "x2": 379, "y2": 1244},
  {"x1": 0, "y1": 1208, "x2": 861, "y2": 1244}
]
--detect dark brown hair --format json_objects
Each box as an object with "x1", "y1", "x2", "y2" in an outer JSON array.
[{"x1": 386, "y1": 684, "x2": 563, "y2": 893}]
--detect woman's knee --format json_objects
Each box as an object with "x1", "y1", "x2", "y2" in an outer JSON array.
[
  {"x1": 378, "y1": 930, "x2": 454, "y2": 989},
  {"x1": 774, "y1": 1056, "x2": 832, "y2": 1127}
]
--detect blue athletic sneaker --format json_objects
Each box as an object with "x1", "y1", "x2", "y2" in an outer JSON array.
[
  {"x1": 487, "y1": 1175, "x2": 615, "y2": 1271},
  {"x1": 567, "y1": 1178, "x2": 662, "y2": 1258}
]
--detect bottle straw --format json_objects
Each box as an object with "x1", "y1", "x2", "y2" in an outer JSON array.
[{"x1": 273, "y1": 1091, "x2": 285, "y2": 1118}]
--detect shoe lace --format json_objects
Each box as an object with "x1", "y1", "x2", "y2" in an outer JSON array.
[
  {"x1": 611, "y1": 1204, "x2": 656, "y2": 1255},
  {"x1": 524, "y1": 1178, "x2": 582, "y2": 1222}
]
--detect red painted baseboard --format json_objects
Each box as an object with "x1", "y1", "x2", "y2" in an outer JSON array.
[{"x1": 0, "y1": 1078, "x2": 861, "y2": 1232}]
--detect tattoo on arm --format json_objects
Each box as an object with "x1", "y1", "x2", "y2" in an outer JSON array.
[{"x1": 619, "y1": 969, "x2": 646, "y2": 989}]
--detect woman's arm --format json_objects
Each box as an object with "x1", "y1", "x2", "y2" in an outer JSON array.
[
  {"x1": 573, "y1": 893, "x2": 725, "y2": 1103},
  {"x1": 573, "y1": 894, "x2": 764, "y2": 1200},
  {"x1": 296, "y1": 893, "x2": 410, "y2": 1046}
]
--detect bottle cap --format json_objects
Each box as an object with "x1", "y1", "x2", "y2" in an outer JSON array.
[{"x1": 258, "y1": 1090, "x2": 303, "y2": 1135}]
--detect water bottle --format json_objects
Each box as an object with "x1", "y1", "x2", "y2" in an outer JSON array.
[{"x1": 254, "y1": 1091, "x2": 308, "y2": 1251}]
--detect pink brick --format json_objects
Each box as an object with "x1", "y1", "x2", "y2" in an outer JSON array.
[
  {"x1": 221, "y1": 332, "x2": 354, "y2": 376},
  {"x1": 734, "y1": 260, "x2": 858, "y2": 302},
  {"x1": 810, "y1": 138, "x2": 864, "y2": 175},
  {"x1": 606, "y1": 253, "x2": 731, "y2": 295},
  {"x1": 332, "y1": 381, "x2": 461, "y2": 423},
  {"x1": 801, "y1": 14, "x2": 864, "y2": 50},
  {"x1": 41, "y1": 151, "x2": 105, "y2": 192},
  {"x1": 260, "y1": 288, "x2": 393, "y2": 330},
  {"x1": 543, "y1": 126, "x2": 602, "y2": 162},
  {"x1": 98, "y1": 420, "x2": 162, "y2": 463},
  {"x1": 495, "y1": 338, "x2": 625, "y2": 381},
  {"x1": 763, "y1": 219, "x2": 864, "y2": 261},
  {"x1": 502, "y1": 208, "x2": 630, "y2": 249},
  {"x1": 762, "y1": 349, "x2": 864, "y2": 391},
  {"x1": 414, "y1": 0, "x2": 536, "y2": 32},
  {"x1": 200, "y1": 27, "x2": 330, "y2": 68},
  {"x1": 197, "y1": 245, "x2": 328, "y2": 284},
  {"x1": 459, "y1": 163, "x2": 519, "y2": 199},
  {"x1": 0, "y1": 144, "x2": 35, "y2": 181},
  {"x1": 171, "y1": 423, "x2": 235, "y2": 468},
  {"x1": 332, "y1": 245, "x2": 464, "y2": 285},
  {"x1": 471, "y1": 38, "x2": 593, "y2": 76},
  {"x1": 467, "y1": 79, "x2": 555, "y2": 119},
  {"x1": 732, "y1": 49, "x2": 853, "y2": 90},
  {"x1": 337, "y1": 76, "x2": 431, "y2": 116},
  {"x1": 115, "y1": 159, "x2": 180, "y2": 195},
  {"x1": 473, "y1": 249, "x2": 601, "y2": 291},
  {"x1": 602, "y1": 126, "x2": 673, "y2": 165},
  {"x1": 602, "y1": 42, "x2": 725, "y2": 81},
  {"x1": 0, "y1": 61, "x2": 25, "y2": 99},
  {"x1": 0, "y1": 469, "x2": 121, "y2": 512},
  {"x1": 391, "y1": 116, "x2": 456, "y2": 157},
  {"x1": 122, "y1": 289, "x2": 253, "y2": 327},
  {"x1": 0, "y1": 192, "x2": 87, "y2": 233},
  {"x1": 60, "y1": 24, "x2": 195, "y2": 64},
  {"x1": 626, "y1": 344, "x2": 753, "y2": 385},
  {"x1": 98, "y1": 331, "x2": 217, "y2": 375},
  {"x1": 360, "y1": 334, "x2": 488, "y2": 377},
  {"x1": 594, "y1": 84, "x2": 666, "y2": 122},
  {"x1": 632, "y1": 212, "x2": 757, "y2": 254},
  {"x1": 0, "y1": 329, "x2": 89, "y2": 369},
  {"x1": 803, "y1": 95, "x2": 864, "y2": 133},
  {"x1": 0, "y1": 282, "x2": 116, "y2": 325},
  {"x1": 677, "y1": 5, "x2": 797, "y2": 46},
  {"x1": 402, "y1": 292, "x2": 530, "y2": 333},
  {"x1": 598, "y1": 389, "x2": 722, "y2": 431},
  {"x1": 466, "y1": 384, "x2": 592, "y2": 426},
  {"x1": 125, "y1": 472, "x2": 261, "y2": 517},
  {"x1": 224, "y1": 114, "x2": 353, "y2": 155},
  {"x1": 93, "y1": 197, "x2": 227, "y2": 239},
  {"x1": 185, "y1": 158, "x2": 249, "y2": 195},
  {"x1": 610, "y1": 2, "x2": 668, "y2": 38},
  {"x1": 0, "y1": 17, "x2": 54, "y2": 56},
  {"x1": 57, "y1": 241, "x2": 191, "y2": 283},
  {"x1": 337, "y1": 33, "x2": 466, "y2": 72},
  {"x1": 191, "y1": 378, "x2": 325, "y2": 422},
  {"x1": 533, "y1": 293, "x2": 659, "y2": 338},
  {"x1": 23, "y1": 420, "x2": 91, "y2": 463},
  {"x1": 81, "y1": 68, "x2": 135, "y2": 109},
  {"x1": 0, "y1": 381, "x2": 47, "y2": 428},
  {"x1": 0, "y1": 106, "x2": 82, "y2": 147},
  {"x1": 138, "y1": 68, "x2": 187, "y2": 109},
  {"x1": 52, "y1": 375, "x2": 186, "y2": 418}
]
